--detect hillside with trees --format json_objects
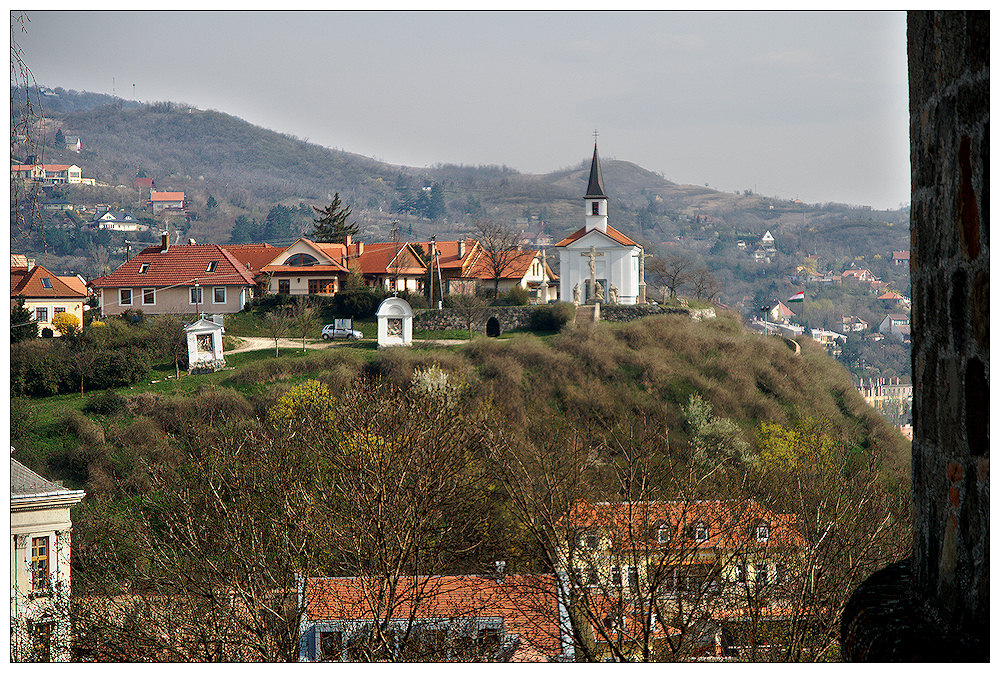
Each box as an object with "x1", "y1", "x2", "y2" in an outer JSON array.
[{"x1": 11, "y1": 312, "x2": 910, "y2": 661}]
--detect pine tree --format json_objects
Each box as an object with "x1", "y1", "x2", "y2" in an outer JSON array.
[
  {"x1": 11, "y1": 297, "x2": 38, "y2": 343},
  {"x1": 428, "y1": 183, "x2": 446, "y2": 220},
  {"x1": 312, "y1": 193, "x2": 358, "y2": 243},
  {"x1": 206, "y1": 194, "x2": 218, "y2": 209},
  {"x1": 54, "y1": 128, "x2": 65, "y2": 147}
]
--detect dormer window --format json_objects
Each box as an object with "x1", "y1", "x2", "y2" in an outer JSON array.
[
  {"x1": 206, "y1": 261, "x2": 218, "y2": 273},
  {"x1": 41, "y1": 277, "x2": 52, "y2": 288},
  {"x1": 694, "y1": 522, "x2": 709, "y2": 542},
  {"x1": 138, "y1": 263, "x2": 150, "y2": 274},
  {"x1": 657, "y1": 522, "x2": 672, "y2": 544},
  {"x1": 756, "y1": 523, "x2": 770, "y2": 542}
]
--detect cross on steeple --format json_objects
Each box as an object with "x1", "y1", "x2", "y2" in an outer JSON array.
[{"x1": 593, "y1": 129, "x2": 599, "y2": 142}]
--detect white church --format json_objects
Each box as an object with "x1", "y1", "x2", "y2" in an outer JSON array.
[{"x1": 556, "y1": 144, "x2": 645, "y2": 305}]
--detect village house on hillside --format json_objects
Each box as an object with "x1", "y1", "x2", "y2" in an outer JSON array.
[
  {"x1": 11, "y1": 459, "x2": 86, "y2": 662},
  {"x1": 409, "y1": 238, "x2": 482, "y2": 293},
  {"x1": 92, "y1": 210, "x2": 146, "y2": 233},
  {"x1": 466, "y1": 247, "x2": 558, "y2": 302},
  {"x1": 150, "y1": 190, "x2": 185, "y2": 213},
  {"x1": 878, "y1": 313, "x2": 911, "y2": 342},
  {"x1": 88, "y1": 233, "x2": 256, "y2": 316},
  {"x1": 10, "y1": 255, "x2": 89, "y2": 336},
  {"x1": 299, "y1": 574, "x2": 567, "y2": 662},
  {"x1": 11, "y1": 163, "x2": 82, "y2": 185}
]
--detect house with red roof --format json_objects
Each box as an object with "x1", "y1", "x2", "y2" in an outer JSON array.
[
  {"x1": 409, "y1": 238, "x2": 482, "y2": 292},
  {"x1": 878, "y1": 290, "x2": 911, "y2": 310},
  {"x1": 347, "y1": 241, "x2": 427, "y2": 293},
  {"x1": 465, "y1": 247, "x2": 558, "y2": 302},
  {"x1": 767, "y1": 300, "x2": 795, "y2": 324},
  {"x1": 258, "y1": 238, "x2": 351, "y2": 296},
  {"x1": 298, "y1": 573, "x2": 567, "y2": 662},
  {"x1": 555, "y1": 144, "x2": 643, "y2": 304},
  {"x1": 891, "y1": 250, "x2": 910, "y2": 267},
  {"x1": 558, "y1": 499, "x2": 809, "y2": 660},
  {"x1": 150, "y1": 191, "x2": 185, "y2": 213},
  {"x1": 11, "y1": 256, "x2": 90, "y2": 336},
  {"x1": 88, "y1": 233, "x2": 257, "y2": 316},
  {"x1": 11, "y1": 163, "x2": 82, "y2": 184}
]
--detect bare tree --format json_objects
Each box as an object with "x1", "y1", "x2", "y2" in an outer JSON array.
[
  {"x1": 263, "y1": 307, "x2": 292, "y2": 357},
  {"x1": 690, "y1": 267, "x2": 720, "y2": 302},
  {"x1": 659, "y1": 254, "x2": 692, "y2": 300},
  {"x1": 451, "y1": 294, "x2": 488, "y2": 341},
  {"x1": 474, "y1": 220, "x2": 522, "y2": 299},
  {"x1": 289, "y1": 296, "x2": 316, "y2": 352}
]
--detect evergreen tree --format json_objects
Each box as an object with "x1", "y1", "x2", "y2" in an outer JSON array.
[
  {"x1": 206, "y1": 194, "x2": 218, "y2": 209},
  {"x1": 230, "y1": 215, "x2": 255, "y2": 243},
  {"x1": 264, "y1": 205, "x2": 295, "y2": 242},
  {"x1": 54, "y1": 128, "x2": 65, "y2": 147},
  {"x1": 312, "y1": 193, "x2": 358, "y2": 242},
  {"x1": 11, "y1": 297, "x2": 37, "y2": 343}
]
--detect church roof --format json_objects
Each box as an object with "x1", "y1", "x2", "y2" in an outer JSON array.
[
  {"x1": 553, "y1": 223, "x2": 638, "y2": 248},
  {"x1": 585, "y1": 143, "x2": 607, "y2": 199}
]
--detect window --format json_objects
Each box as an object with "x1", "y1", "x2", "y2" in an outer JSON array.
[
  {"x1": 138, "y1": 263, "x2": 150, "y2": 274},
  {"x1": 278, "y1": 279, "x2": 290, "y2": 294},
  {"x1": 735, "y1": 564, "x2": 747, "y2": 584},
  {"x1": 31, "y1": 536, "x2": 49, "y2": 592},
  {"x1": 578, "y1": 530, "x2": 598, "y2": 550},
  {"x1": 657, "y1": 523, "x2": 672, "y2": 544},
  {"x1": 756, "y1": 564, "x2": 769, "y2": 586},
  {"x1": 142, "y1": 288, "x2": 155, "y2": 305},
  {"x1": 213, "y1": 287, "x2": 226, "y2": 304},
  {"x1": 756, "y1": 523, "x2": 770, "y2": 542},
  {"x1": 34, "y1": 307, "x2": 48, "y2": 323},
  {"x1": 308, "y1": 279, "x2": 336, "y2": 294},
  {"x1": 30, "y1": 622, "x2": 52, "y2": 662},
  {"x1": 190, "y1": 287, "x2": 203, "y2": 304},
  {"x1": 41, "y1": 277, "x2": 52, "y2": 288},
  {"x1": 286, "y1": 253, "x2": 318, "y2": 266},
  {"x1": 628, "y1": 566, "x2": 639, "y2": 594},
  {"x1": 592, "y1": 201, "x2": 600, "y2": 215},
  {"x1": 206, "y1": 260, "x2": 218, "y2": 272},
  {"x1": 775, "y1": 563, "x2": 786, "y2": 584},
  {"x1": 694, "y1": 522, "x2": 709, "y2": 541},
  {"x1": 611, "y1": 565, "x2": 622, "y2": 588},
  {"x1": 586, "y1": 569, "x2": 599, "y2": 587},
  {"x1": 120, "y1": 288, "x2": 132, "y2": 306},
  {"x1": 319, "y1": 630, "x2": 342, "y2": 661},
  {"x1": 53, "y1": 307, "x2": 65, "y2": 315},
  {"x1": 477, "y1": 625, "x2": 501, "y2": 654}
]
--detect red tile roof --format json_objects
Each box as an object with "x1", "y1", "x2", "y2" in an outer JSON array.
[
  {"x1": 150, "y1": 191, "x2": 185, "y2": 201},
  {"x1": 11, "y1": 263, "x2": 89, "y2": 299},
  {"x1": 305, "y1": 574, "x2": 561, "y2": 662},
  {"x1": 349, "y1": 242, "x2": 425, "y2": 275},
  {"x1": 563, "y1": 500, "x2": 806, "y2": 550},
  {"x1": 878, "y1": 291, "x2": 905, "y2": 300},
  {"x1": 11, "y1": 164, "x2": 75, "y2": 172},
  {"x1": 554, "y1": 224, "x2": 638, "y2": 247},
  {"x1": 466, "y1": 248, "x2": 544, "y2": 281},
  {"x1": 891, "y1": 250, "x2": 910, "y2": 260},
  {"x1": 258, "y1": 263, "x2": 349, "y2": 275},
  {"x1": 410, "y1": 239, "x2": 480, "y2": 271},
  {"x1": 221, "y1": 243, "x2": 286, "y2": 272},
  {"x1": 88, "y1": 243, "x2": 256, "y2": 289}
]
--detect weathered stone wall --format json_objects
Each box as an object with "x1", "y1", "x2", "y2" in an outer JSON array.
[
  {"x1": 908, "y1": 9, "x2": 989, "y2": 649},
  {"x1": 412, "y1": 304, "x2": 712, "y2": 334},
  {"x1": 842, "y1": 11, "x2": 988, "y2": 661}
]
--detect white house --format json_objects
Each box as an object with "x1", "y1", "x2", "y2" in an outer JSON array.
[
  {"x1": 556, "y1": 144, "x2": 642, "y2": 305},
  {"x1": 11, "y1": 459, "x2": 86, "y2": 662},
  {"x1": 879, "y1": 313, "x2": 911, "y2": 341}
]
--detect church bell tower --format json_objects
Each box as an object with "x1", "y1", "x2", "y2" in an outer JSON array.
[{"x1": 584, "y1": 143, "x2": 608, "y2": 234}]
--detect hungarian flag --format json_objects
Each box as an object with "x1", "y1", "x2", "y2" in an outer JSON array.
[{"x1": 788, "y1": 291, "x2": 804, "y2": 303}]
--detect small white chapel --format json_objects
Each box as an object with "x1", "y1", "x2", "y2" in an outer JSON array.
[{"x1": 555, "y1": 144, "x2": 644, "y2": 305}]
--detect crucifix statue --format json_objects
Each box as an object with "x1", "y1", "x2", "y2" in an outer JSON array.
[
  {"x1": 581, "y1": 245, "x2": 604, "y2": 300},
  {"x1": 635, "y1": 249, "x2": 647, "y2": 304},
  {"x1": 539, "y1": 250, "x2": 549, "y2": 301}
]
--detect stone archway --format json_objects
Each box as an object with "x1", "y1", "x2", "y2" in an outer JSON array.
[{"x1": 485, "y1": 316, "x2": 501, "y2": 337}]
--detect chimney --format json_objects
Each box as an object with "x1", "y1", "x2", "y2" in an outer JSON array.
[
  {"x1": 188, "y1": 238, "x2": 196, "y2": 245},
  {"x1": 458, "y1": 239, "x2": 466, "y2": 258},
  {"x1": 357, "y1": 241, "x2": 364, "y2": 256},
  {"x1": 26, "y1": 257, "x2": 35, "y2": 270},
  {"x1": 494, "y1": 560, "x2": 506, "y2": 583},
  {"x1": 344, "y1": 234, "x2": 351, "y2": 246},
  {"x1": 160, "y1": 231, "x2": 170, "y2": 253}
]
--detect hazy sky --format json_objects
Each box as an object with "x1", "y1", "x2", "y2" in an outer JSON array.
[{"x1": 16, "y1": 11, "x2": 910, "y2": 209}]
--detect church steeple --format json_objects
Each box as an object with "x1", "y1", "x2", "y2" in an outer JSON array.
[
  {"x1": 584, "y1": 142, "x2": 608, "y2": 233},
  {"x1": 585, "y1": 143, "x2": 607, "y2": 198}
]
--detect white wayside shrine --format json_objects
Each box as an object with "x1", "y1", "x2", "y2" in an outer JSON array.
[
  {"x1": 556, "y1": 144, "x2": 643, "y2": 305},
  {"x1": 376, "y1": 297, "x2": 413, "y2": 348}
]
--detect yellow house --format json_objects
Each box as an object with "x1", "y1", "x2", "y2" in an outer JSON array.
[{"x1": 10, "y1": 257, "x2": 88, "y2": 336}]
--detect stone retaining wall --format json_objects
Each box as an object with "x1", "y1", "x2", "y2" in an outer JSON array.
[{"x1": 412, "y1": 303, "x2": 714, "y2": 334}]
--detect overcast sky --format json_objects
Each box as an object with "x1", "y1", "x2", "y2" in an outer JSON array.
[{"x1": 16, "y1": 10, "x2": 910, "y2": 209}]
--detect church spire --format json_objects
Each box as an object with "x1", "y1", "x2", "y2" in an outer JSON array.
[{"x1": 585, "y1": 143, "x2": 607, "y2": 199}]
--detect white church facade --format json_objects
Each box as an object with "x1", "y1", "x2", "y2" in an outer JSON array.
[{"x1": 556, "y1": 144, "x2": 644, "y2": 305}]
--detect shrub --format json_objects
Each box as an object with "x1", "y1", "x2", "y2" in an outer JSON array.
[
  {"x1": 529, "y1": 302, "x2": 576, "y2": 331},
  {"x1": 333, "y1": 289, "x2": 380, "y2": 318},
  {"x1": 52, "y1": 311, "x2": 81, "y2": 337},
  {"x1": 504, "y1": 285, "x2": 531, "y2": 306},
  {"x1": 83, "y1": 389, "x2": 126, "y2": 415},
  {"x1": 62, "y1": 409, "x2": 106, "y2": 447},
  {"x1": 91, "y1": 345, "x2": 150, "y2": 389}
]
